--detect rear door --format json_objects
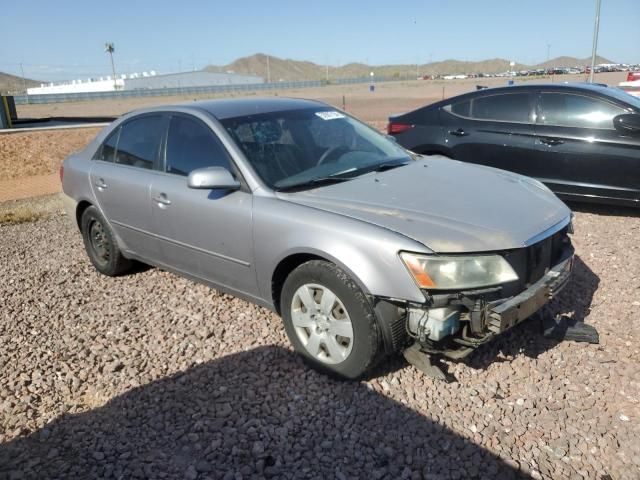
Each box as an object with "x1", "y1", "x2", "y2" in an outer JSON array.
[
  {"x1": 439, "y1": 91, "x2": 538, "y2": 174},
  {"x1": 89, "y1": 114, "x2": 166, "y2": 260},
  {"x1": 533, "y1": 91, "x2": 640, "y2": 202},
  {"x1": 149, "y1": 113, "x2": 258, "y2": 297}
]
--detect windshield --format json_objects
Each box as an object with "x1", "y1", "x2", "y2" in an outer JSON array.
[
  {"x1": 608, "y1": 87, "x2": 640, "y2": 110},
  {"x1": 220, "y1": 107, "x2": 413, "y2": 190}
]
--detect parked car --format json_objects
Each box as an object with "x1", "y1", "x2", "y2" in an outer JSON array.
[
  {"x1": 62, "y1": 98, "x2": 574, "y2": 379},
  {"x1": 626, "y1": 71, "x2": 640, "y2": 82},
  {"x1": 388, "y1": 83, "x2": 640, "y2": 207},
  {"x1": 620, "y1": 75, "x2": 640, "y2": 99}
]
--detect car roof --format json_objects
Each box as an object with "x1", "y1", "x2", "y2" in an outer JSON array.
[
  {"x1": 470, "y1": 82, "x2": 613, "y2": 95},
  {"x1": 131, "y1": 97, "x2": 329, "y2": 120},
  {"x1": 195, "y1": 97, "x2": 328, "y2": 119},
  {"x1": 393, "y1": 82, "x2": 635, "y2": 116}
]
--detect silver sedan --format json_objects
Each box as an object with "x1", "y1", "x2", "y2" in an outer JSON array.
[{"x1": 61, "y1": 98, "x2": 574, "y2": 379}]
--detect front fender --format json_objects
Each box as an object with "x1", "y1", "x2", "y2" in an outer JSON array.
[{"x1": 253, "y1": 196, "x2": 429, "y2": 305}]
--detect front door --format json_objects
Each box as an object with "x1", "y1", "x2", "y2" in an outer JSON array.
[
  {"x1": 149, "y1": 114, "x2": 258, "y2": 298},
  {"x1": 533, "y1": 91, "x2": 640, "y2": 203}
]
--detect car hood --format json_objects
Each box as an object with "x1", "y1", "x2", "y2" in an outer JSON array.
[{"x1": 279, "y1": 156, "x2": 571, "y2": 253}]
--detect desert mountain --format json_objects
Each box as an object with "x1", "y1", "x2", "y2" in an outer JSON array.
[
  {"x1": 205, "y1": 53, "x2": 616, "y2": 81},
  {"x1": 0, "y1": 72, "x2": 41, "y2": 94}
]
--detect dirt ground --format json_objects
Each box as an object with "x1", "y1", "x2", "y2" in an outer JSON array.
[
  {"x1": 1, "y1": 71, "x2": 627, "y2": 198},
  {"x1": 16, "y1": 72, "x2": 626, "y2": 121},
  {"x1": 0, "y1": 128, "x2": 100, "y2": 181}
]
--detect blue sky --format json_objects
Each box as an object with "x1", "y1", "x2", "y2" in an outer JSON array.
[{"x1": 1, "y1": 0, "x2": 638, "y2": 81}]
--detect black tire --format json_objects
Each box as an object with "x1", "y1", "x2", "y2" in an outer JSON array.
[
  {"x1": 80, "y1": 206, "x2": 132, "y2": 276},
  {"x1": 280, "y1": 260, "x2": 384, "y2": 379}
]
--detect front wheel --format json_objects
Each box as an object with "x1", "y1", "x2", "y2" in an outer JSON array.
[{"x1": 280, "y1": 260, "x2": 383, "y2": 379}]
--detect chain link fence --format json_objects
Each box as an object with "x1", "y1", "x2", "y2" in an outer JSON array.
[{"x1": 13, "y1": 76, "x2": 399, "y2": 105}]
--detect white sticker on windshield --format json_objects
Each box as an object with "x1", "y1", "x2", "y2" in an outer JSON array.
[{"x1": 315, "y1": 111, "x2": 345, "y2": 120}]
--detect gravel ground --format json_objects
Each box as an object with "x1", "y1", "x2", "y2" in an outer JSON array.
[{"x1": 0, "y1": 205, "x2": 639, "y2": 479}]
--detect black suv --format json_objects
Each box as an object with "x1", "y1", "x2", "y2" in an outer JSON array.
[{"x1": 388, "y1": 83, "x2": 640, "y2": 207}]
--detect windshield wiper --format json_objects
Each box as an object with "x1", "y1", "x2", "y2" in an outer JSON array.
[
  {"x1": 344, "y1": 159, "x2": 411, "y2": 178},
  {"x1": 370, "y1": 161, "x2": 410, "y2": 172},
  {"x1": 275, "y1": 160, "x2": 410, "y2": 192},
  {"x1": 275, "y1": 176, "x2": 353, "y2": 192}
]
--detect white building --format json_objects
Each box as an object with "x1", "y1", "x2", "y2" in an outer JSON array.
[{"x1": 27, "y1": 71, "x2": 264, "y2": 95}]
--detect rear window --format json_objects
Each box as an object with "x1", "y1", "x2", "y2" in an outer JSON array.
[
  {"x1": 115, "y1": 115, "x2": 164, "y2": 170},
  {"x1": 471, "y1": 93, "x2": 531, "y2": 122},
  {"x1": 449, "y1": 100, "x2": 471, "y2": 117},
  {"x1": 94, "y1": 128, "x2": 120, "y2": 162}
]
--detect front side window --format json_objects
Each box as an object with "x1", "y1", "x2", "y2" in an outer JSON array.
[
  {"x1": 539, "y1": 93, "x2": 626, "y2": 129},
  {"x1": 166, "y1": 116, "x2": 232, "y2": 176},
  {"x1": 471, "y1": 93, "x2": 532, "y2": 123},
  {"x1": 115, "y1": 115, "x2": 164, "y2": 169},
  {"x1": 221, "y1": 108, "x2": 413, "y2": 190}
]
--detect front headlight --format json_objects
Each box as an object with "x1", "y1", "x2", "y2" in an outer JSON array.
[{"x1": 400, "y1": 252, "x2": 519, "y2": 290}]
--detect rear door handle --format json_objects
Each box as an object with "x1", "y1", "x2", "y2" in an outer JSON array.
[
  {"x1": 94, "y1": 179, "x2": 108, "y2": 190},
  {"x1": 539, "y1": 137, "x2": 564, "y2": 146},
  {"x1": 152, "y1": 194, "x2": 172, "y2": 207},
  {"x1": 449, "y1": 128, "x2": 469, "y2": 137}
]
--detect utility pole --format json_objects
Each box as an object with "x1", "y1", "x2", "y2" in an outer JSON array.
[
  {"x1": 589, "y1": 0, "x2": 602, "y2": 83},
  {"x1": 105, "y1": 43, "x2": 117, "y2": 89},
  {"x1": 266, "y1": 55, "x2": 271, "y2": 83},
  {"x1": 19, "y1": 63, "x2": 29, "y2": 102},
  {"x1": 546, "y1": 42, "x2": 551, "y2": 63}
]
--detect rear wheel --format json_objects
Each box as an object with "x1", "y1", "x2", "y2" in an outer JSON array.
[
  {"x1": 280, "y1": 260, "x2": 383, "y2": 379},
  {"x1": 81, "y1": 206, "x2": 132, "y2": 276}
]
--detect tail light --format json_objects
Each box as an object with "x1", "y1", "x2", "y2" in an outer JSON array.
[
  {"x1": 59, "y1": 165, "x2": 64, "y2": 183},
  {"x1": 387, "y1": 122, "x2": 413, "y2": 135},
  {"x1": 627, "y1": 72, "x2": 640, "y2": 82}
]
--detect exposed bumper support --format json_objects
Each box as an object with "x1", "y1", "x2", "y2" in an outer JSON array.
[{"x1": 487, "y1": 249, "x2": 573, "y2": 334}]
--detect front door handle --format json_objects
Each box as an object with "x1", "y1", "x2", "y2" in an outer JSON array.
[
  {"x1": 539, "y1": 137, "x2": 564, "y2": 146},
  {"x1": 94, "y1": 179, "x2": 108, "y2": 190},
  {"x1": 152, "y1": 194, "x2": 172, "y2": 207},
  {"x1": 449, "y1": 128, "x2": 469, "y2": 137}
]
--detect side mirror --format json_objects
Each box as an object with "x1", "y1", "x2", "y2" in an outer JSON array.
[
  {"x1": 613, "y1": 113, "x2": 640, "y2": 134},
  {"x1": 187, "y1": 166, "x2": 241, "y2": 190}
]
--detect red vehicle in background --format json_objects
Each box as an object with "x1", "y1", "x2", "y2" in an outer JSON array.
[
  {"x1": 626, "y1": 72, "x2": 640, "y2": 82},
  {"x1": 620, "y1": 71, "x2": 640, "y2": 98}
]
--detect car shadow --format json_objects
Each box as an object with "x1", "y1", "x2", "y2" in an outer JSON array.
[
  {"x1": 464, "y1": 254, "x2": 600, "y2": 371},
  {"x1": 0, "y1": 346, "x2": 526, "y2": 479},
  {"x1": 566, "y1": 200, "x2": 640, "y2": 218}
]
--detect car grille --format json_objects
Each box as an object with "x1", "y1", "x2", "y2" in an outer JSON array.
[{"x1": 501, "y1": 226, "x2": 571, "y2": 296}]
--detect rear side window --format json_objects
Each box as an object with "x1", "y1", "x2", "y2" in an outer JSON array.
[
  {"x1": 94, "y1": 128, "x2": 120, "y2": 162},
  {"x1": 115, "y1": 115, "x2": 164, "y2": 169},
  {"x1": 471, "y1": 93, "x2": 531, "y2": 122},
  {"x1": 449, "y1": 100, "x2": 471, "y2": 117},
  {"x1": 539, "y1": 93, "x2": 626, "y2": 129},
  {"x1": 165, "y1": 115, "x2": 232, "y2": 176}
]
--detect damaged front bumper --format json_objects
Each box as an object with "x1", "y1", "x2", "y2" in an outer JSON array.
[
  {"x1": 486, "y1": 250, "x2": 573, "y2": 335},
  {"x1": 424, "y1": 245, "x2": 574, "y2": 358},
  {"x1": 375, "y1": 245, "x2": 574, "y2": 359}
]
